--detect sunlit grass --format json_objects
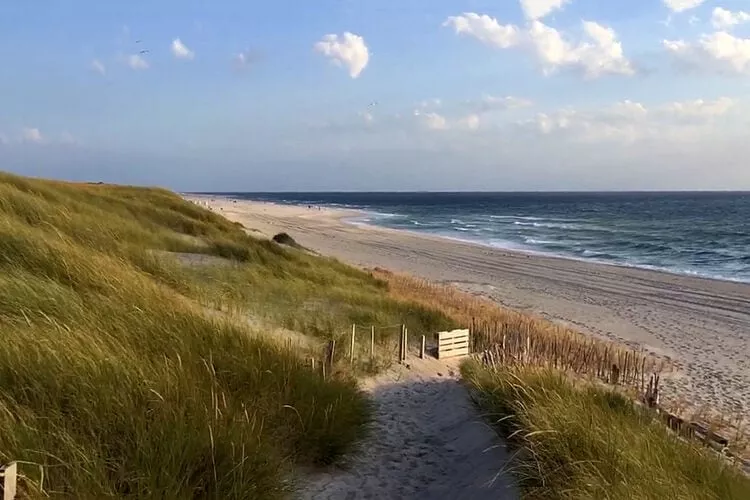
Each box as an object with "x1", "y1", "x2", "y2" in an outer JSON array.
[{"x1": 462, "y1": 360, "x2": 750, "y2": 500}]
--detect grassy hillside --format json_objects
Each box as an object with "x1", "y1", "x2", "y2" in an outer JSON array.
[
  {"x1": 462, "y1": 361, "x2": 750, "y2": 500},
  {"x1": 0, "y1": 172, "x2": 453, "y2": 498}
]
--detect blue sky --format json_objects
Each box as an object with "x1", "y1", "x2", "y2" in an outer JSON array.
[{"x1": 2, "y1": 0, "x2": 750, "y2": 190}]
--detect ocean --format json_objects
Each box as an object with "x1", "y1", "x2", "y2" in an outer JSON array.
[{"x1": 213, "y1": 192, "x2": 750, "y2": 284}]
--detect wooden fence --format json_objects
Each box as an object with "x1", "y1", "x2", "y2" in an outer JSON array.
[
  {"x1": 474, "y1": 323, "x2": 749, "y2": 466},
  {"x1": 471, "y1": 318, "x2": 663, "y2": 393}
]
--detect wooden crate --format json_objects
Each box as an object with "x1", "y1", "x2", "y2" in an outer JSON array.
[{"x1": 437, "y1": 329, "x2": 470, "y2": 360}]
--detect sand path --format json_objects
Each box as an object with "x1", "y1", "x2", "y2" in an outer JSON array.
[{"x1": 296, "y1": 355, "x2": 518, "y2": 500}]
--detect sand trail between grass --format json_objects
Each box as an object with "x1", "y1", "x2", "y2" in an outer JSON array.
[{"x1": 297, "y1": 356, "x2": 519, "y2": 500}]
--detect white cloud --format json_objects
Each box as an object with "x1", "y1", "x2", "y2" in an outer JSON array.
[
  {"x1": 127, "y1": 54, "x2": 149, "y2": 70},
  {"x1": 712, "y1": 7, "x2": 750, "y2": 30},
  {"x1": 522, "y1": 97, "x2": 737, "y2": 143},
  {"x1": 314, "y1": 32, "x2": 370, "y2": 78},
  {"x1": 171, "y1": 38, "x2": 195, "y2": 60},
  {"x1": 458, "y1": 114, "x2": 481, "y2": 130},
  {"x1": 665, "y1": 31, "x2": 750, "y2": 74},
  {"x1": 417, "y1": 111, "x2": 449, "y2": 130},
  {"x1": 468, "y1": 95, "x2": 534, "y2": 114},
  {"x1": 660, "y1": 97, "x2": 735, "y2": 118},
  {"x1": 444, "y1": 13, "x2": 633, "y2": 78},
  {"x1": 418, "y1": 98, "x2": 443, "y2": 110},
  {"x1": 443, "y1": 13, "x2": 521, "y2": 49},
  {"x1": 663, "y1": 0, "x2": 705, "y2": 13},
  {"x1": 520, "y1": 0, "x2": 571, "y2": 20},
  {"x1": 21, "y1": 127, "x2": 43, "y2": 143},
  {"x1": 529, "y1": 20, "x2": 634, "y2": 77},
  {"x1": 91, "y1": 59, "x2": 106, "y2": 76}
]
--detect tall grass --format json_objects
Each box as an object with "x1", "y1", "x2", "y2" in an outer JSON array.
[
  {"x1": 462, "y1": 360, "x2": 750, "y2": 500},
  {"x1": 375, "y1": 270, "x2": 662, "y2": 389},
  {"x1": 0, "y1": 172, "x2": 387, "y2": 497}
]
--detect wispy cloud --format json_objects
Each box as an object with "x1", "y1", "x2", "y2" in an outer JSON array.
[
  {"x1": 21, "y1": 127, "x2": 44, "y2": 143},
  {"x1": 127, "y1": 54, "x2": 149, "y2": 70},
  {"x1": 91, "y1": 59, "x2": 106, "y2": 76},
  {"x1": 663, "y1": 0, "x2": 705, "y2": 13},
  {"x1": 233, "y1": 49, "x2": 262, "y2": 70},
  {"x1": 171, "y1": 38, "x2": 195, "y2": 60}
]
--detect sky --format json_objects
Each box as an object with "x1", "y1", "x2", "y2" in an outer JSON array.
[{"x1": 2, "y1": 0, "x2": 750, "y2": 191}]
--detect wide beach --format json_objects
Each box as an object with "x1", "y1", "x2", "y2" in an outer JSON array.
[{"x1": 193, "y1": 196, "x2": 750, "y2": 418}]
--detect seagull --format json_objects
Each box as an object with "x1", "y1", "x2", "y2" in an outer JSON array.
[
  {"x1": 135, "y1": 39, "x2": 142, "y2": 44},
  {"x1": 139, "y1": 49, "x2": 150, "y2": 54}
]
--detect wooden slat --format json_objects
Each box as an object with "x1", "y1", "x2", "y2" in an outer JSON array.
[
  {"x1": 438, "y1": 346, "x2": 470, "y2": 359},
  {"x1": 440, "y1": 340, "x2": 468, "y2": 348},
  {"x1": 438, "y1": 339, "x2": 469, "y2": 347},
  {"x1": 437, "y1": 329, "x2": 469, "y2": 341}
]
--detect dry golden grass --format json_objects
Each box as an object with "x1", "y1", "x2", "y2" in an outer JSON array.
[
  {"x1": 374, "y1": 269, "x2": 662, "y2": 388},
  {"x1": 374, "y1": 268, "x2": 750, "y2": 465}
]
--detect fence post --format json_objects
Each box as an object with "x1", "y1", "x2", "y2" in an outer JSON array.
[
  {"x1": 399, "y1": 324, "x2": 408, "y2": 363},
  {"x1": 370, "y1": 326, "x2": 375, "y2": 359},
  {"x1": 350, "y1": 324, "x2": 356, "y2": 364},
  {"x1": 420, "y1": 335, "x2": 426, "y2": 359},
  {"x1": 325, "y1": 340, "x2": 336, "y2": 378},
  {"x1": 404, "y1": 326, "x2": 408, "y2": 362},
  {"x1": 2, "y1": 462, "x2": 17, "y2": 500}
]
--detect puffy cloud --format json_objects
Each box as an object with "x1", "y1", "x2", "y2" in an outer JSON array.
[
  {"x1": 21, "y1": 127, "x2": 43, "y2": 143},
  {"x1": 314, "y1": 32, "x2": 369, "y2": 78},
  {"x1": 663, "y1": 0, "x2": 705, "y2": 13},
  {"x1": 664, "y1": 31, "x2": 750, "y2": 74},
  {"x1": 443, "y1": 13, "x2": 521, "y2": 49},
  {"x1": 520, "y1": 0, "x2": 571, "y2": 20},
  {"x1": 127, "y1": 54, "x2": 149, "y2": 70},
  {"x1": 712, "y1": 7, "x2": 750, "y2": 30},
  {"x1": 91, "y1": 59, "x2": 106, "y2": 75},
  {"x1": 171, "y1": 38, "x2": 195, "y2": 60},
  {"x1": 444, "y1": 13, "x2": 633, "y2": 78}
]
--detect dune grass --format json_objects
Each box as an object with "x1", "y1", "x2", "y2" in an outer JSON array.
[
  {"x1": 0, "y1": 172, "x2": 456, "y2": 498},
  {"x1": 462, "y1": 360, "x2": 750, "y2": 500}
]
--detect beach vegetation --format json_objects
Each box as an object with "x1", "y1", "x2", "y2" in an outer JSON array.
[
  {"x1": 461, "y1": 360, "x2": 750, "y2": 500},
  {"x1": 0, "y1": 171, "x2": 451, "y2": 497}
]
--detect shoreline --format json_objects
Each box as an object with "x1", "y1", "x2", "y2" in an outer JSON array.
[
  {"x1": 187, "y1": 194, "x2": 750, "y2": 417},
  {"x1": 343, "y1": 214, "x2": 750, "y2": 287},
  {"x1": 201, "y1": 194, "x2": 750, "y2": 287}
]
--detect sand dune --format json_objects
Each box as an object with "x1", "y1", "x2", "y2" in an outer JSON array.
[{"x1": 192, "y1": 196, "x2": 750, "y2": 419}]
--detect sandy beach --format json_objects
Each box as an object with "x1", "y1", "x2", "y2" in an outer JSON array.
[{"x1": 191, "y1": 196, "x2": 750, "y2": 418}]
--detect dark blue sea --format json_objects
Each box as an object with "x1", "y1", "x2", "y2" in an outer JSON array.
[{"x1": 211, "y1": 192, "x2": 750, "y2": 284}]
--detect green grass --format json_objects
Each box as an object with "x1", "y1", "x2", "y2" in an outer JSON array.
[
  {"x1": 462, "y1": 360, "x2": 750, "y2": 500},
  {"x1": 0, "y1": 171, "x2": 455, "y2": 498}
]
